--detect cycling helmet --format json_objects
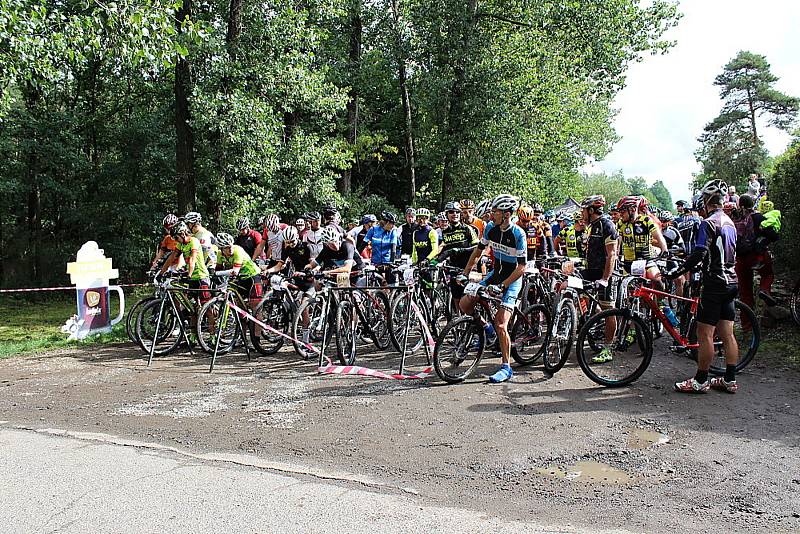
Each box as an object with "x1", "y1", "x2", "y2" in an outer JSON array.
[
  {"x1": 555, "y1": 210, "x2": 567, "y2": 222},
  {"x1": 380, "y1": 210, "x2": 397, "y2": 224},
  {"x1": 444, "y1": 201, "x2": 461, "y2": 212},
  {"x1": 700, "y1": 179, "x2": 728, "y2": 202},
  {"x1": 305, "y1": 211, "x2": 321, "y2": 221},
  {"x1": 691, "y1": 194, "x2": 704, "y2": 212},
  {"x1": 617, "y1": 195, "x2": 639, "y2": 211},
  {"x1": 609, "y1": 205, "x2": 619, "y2": 213},
  {"x1": 405, "y1": 207, "x2": 416, "y2": 216},
  {"x1": 516, "y1": 205, "x2": 535, "y2": 221},
  {"x1": 572, "y1": 210, "x2": 583, "y2": 222},
  {"x1": 264, "y1": 214, "x2": 280, "y2": 233},
  {"x1": 236, "y1": 217, "x2": 250, "y2": 231},
  {"x1": 580, "y1": 195, "x2": 606, "y2": 210},
  {"x1": 281, "y1": 226, "x2": 299, "y2": 243},
  {"x1": 170, "y1": 222, "x2": 190, "y2": 238},
  {"x1": 760, "y1": 199, "x2": 774, "y2": 213},
  {"x1": 437, "y1": 211, "x2": 446, "y2": 222},
  {"x1": 321, "y1": 205, "x2": 339, "y2": 217},
  {"x1": 459, "y1": 199, "x2": 476, "y2": 209},
  {"x1": 361, "y1": 214, "x2": 377, "y2": 225},
  {"x1": 216, "y1": 232, "x2": 235, "y2": 248},
  {"x1": 162, "y1": 214, "x2": 179, "y2": 229},
  {"x1": 675, "y1": 199, "x2": 688, "y2": 207},
  {"x1": 739, "y1": 194, "x2": 755, "y2": 210},
  {"x1": 295, "y1": 218, "x2": 306, "y2": 226},
  {"x1": 319, "y1": 226, "x2": 340, "y2": 244},
  {"x1": 530, "y1": 202, "x2": 544, "y2": 214},
  {"x1": 657, "y1": 210, "x2": 674, "y2": 222},
  {"x1": 475, "y1": 199, "x2": 491, "y2": 218},
  {"x1": 491, "y1": 194, "x2": 519, "y2": 213},
  {"x1": 184, "y1": 211, "x2": 202, "y2": 225},
  {"x1": 416, "y1": 208, "x2": 432, "y2": 218}
]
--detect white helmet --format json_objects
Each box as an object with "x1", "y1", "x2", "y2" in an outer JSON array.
[
  {"x1": 416, "y1": 208, "x2": 431, "y2": 218},
  {"x1": 700, "y1": 179, "x2": 728, "y2": 202},
  {"x1": 184, "y1": 211, "x2": 202, "y2": 225},
  {"x1": 475, "y1": 199, "x2": 491, "y2": 218},
  {"x1": 216, "y1": 232, "x2": 234, "y2": 248},
  {"x1": 319, "y1": 226, "x2": 340, "y2": 244},
  {"x1": 264, "y1": 214, "x2": 280, "y2": 233},
  {"x1": 281, "y1": 226, "x2": 299, "y2": 243},
  {"x1": 491, "y1": 194, "x2": 519, "y2": 213}
]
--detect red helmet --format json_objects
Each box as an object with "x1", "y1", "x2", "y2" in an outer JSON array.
[
  {"x1": 617, "y1": 196, "x2": 639, "y2": 211},
  {"x1": 580, "y1": 195, "x2": 606, "y2": 210}
]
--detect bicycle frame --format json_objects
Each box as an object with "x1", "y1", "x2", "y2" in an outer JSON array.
[{"x1": 632, "y1": 285, "x2": 699, "y2": 349}]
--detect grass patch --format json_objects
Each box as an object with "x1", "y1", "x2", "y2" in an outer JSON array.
[
  {"x1": 758, "y1": 325, "x2": 800, "y2": 371},
  {"x1": 0, "y1": 292, "x2": 138, "y2": 359}
]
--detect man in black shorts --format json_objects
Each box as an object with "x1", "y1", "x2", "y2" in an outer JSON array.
[{"x1": 666, "y1": 180, "x2": 739, "y2": 394}]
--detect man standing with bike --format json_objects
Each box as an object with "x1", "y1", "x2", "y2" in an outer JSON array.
[
  {"x1": 666, "y1": 180, "x2": 740, "y2": 394},
  {"x1": 461, "y1": 194, "x2": 527, "y2": 383}
]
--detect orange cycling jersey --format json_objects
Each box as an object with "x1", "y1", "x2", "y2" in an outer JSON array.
[{"x1": 159, "y1": 235, "x2": 179, "y2": 252}]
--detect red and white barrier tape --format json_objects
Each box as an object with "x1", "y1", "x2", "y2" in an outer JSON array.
[
  {"x1": 0, "y1": 283, "x2": 148, "y2": 294},
  {"x1": 228, "y1": 298, "x2": 435, "y2": 381}
]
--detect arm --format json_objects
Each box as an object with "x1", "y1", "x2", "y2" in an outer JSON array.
[
  {"x1": 649, "y1": 220, "x2": 668, "y2": 253},
  {"x1": 158, "y1": 250, "x2": 179, "y2": 275},
  {"x1": 462, "y1": 245, "x2": 483, "y2": 276},
  {"x1": 252, "y1": 240, "x2": 266, "y2": 261},
  {"x1": 427, "y1": 229, "x2": 440, "y2": 260}
]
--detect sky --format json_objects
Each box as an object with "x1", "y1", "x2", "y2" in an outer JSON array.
[{"x1": 589, "y1": 0, "x2": 800, "y2": 203}]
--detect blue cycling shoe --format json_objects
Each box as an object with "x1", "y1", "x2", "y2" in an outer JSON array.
[{"x1": 489, "y1": 363, "x2": 513, "y2": 383}]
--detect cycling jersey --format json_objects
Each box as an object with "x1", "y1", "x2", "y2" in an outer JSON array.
[
  {"x1": 694, "y1": 209, "x2": 738, "y2": 292},
  {"x1": 175, "y1": 237, "x2": 210, "y2": 281},
  {"x1": 234, "y1": 229, "x2": 262, "y2": 259},
  {"x1": 218, "y1": 244, "x2": 260, "y2": 279},
  {"x1": 465, "y1": 216, "x2": 485, "y2": 239},
  {"x1": 675, "y1": 214, "x2": 701, "y2": 254},
  {"x1": 192, "y1": 228, "x2": 217, "y2": 266},
  {"x1": 439, "y1": 222, "x2": 479, "y2": 269},
  {"x1": 479, "y1": 221, "x2": 526, "y2": 283},
  {"x1": 618, "y1": 214, "x2": 659, "y2": 262},
  {"x1": 522, "y1": 220, "x2": 552, "y2": 259},
  {"x1": 315, "y1": 241, "x2": 364, "y2": 272},
  {"x1": 304, "y1": 228, "x2": 324, "y2": 259},
  {"x1": 280, "y1": 241, "x2": 313, "y2": 271},
  {"x1": 411, "y1": 224, "x2": 439, "y2": 263},
  {"x1": 399, "y1": 223, "x2": 416, "y2": 256},
  {"x1": 561, "y1": 226, "x2": 585, "y2": 258},
  {"x1": 159, "y1": 235, "x2": 179, "y2": 253},
  {"x1": 662, "y1": 226, "x2": 684, "y2": 252},
  {"x1": 261, "y1": 224, "x2": 287, "y2": 260},
  {"x1": 585, "y1": 216, "x2": 619, "y2": 273},
  {"x1": 365, "y1": 225, "x2": 400, "y2": 265}
]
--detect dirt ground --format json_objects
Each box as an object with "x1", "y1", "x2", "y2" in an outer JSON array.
[{"x1": 1, "y1": 335, "x2": 799, "y2": 533}]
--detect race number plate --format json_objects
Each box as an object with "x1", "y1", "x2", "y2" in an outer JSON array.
[
  {"x1": 336, "y1": 273, "x2": 350, "y2": 288},
  {"x1": 567, "y1": 276, "x2": 584, "y2": 289},
  {"x1": 463, "y1": 282, "x2": 482, "y2": 297},
  {"x1": 631, "y1": 259, "x2": 647, "y2": 276},
  {"x1": 525, "y1": 261, "x2": 539, "y2": 274},
  {"x1": 403, "y1": 268, "x2": 416, "y2": 286}
]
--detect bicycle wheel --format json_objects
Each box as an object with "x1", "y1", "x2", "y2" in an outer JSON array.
[
  {"x1": 196, "y1": 295, "x2": 239, "y2": 355},
  {"x1": 543, "y1": 299, "x2": 577, "y2": 373},
  {"x1": 791, "y1": 279, "x2": 800, "y2": 326},
  {"x1": 335, "y1": 300, "x2": 357, "y2": 365},
  {"x1": 687, "y1": 300, "x2": 760, "y2": 375},
  {"x1": 358, "y1": 290, "x2": 391, "y2": 350},
  {"x1": 433, "y1": 316, "x2": 484, "y2": 383},
  {"x1": 510, "y1": 304, "x2": 551, "y2": 365},
  {"x1": 292, "y1": 297, "x2": 326, "y2": 360},
  {"x1": 576, "y1": 308, "x2": 653, "y2": 387},
  {"x1": 136, "y1": 299, "x2": 182, "y2": 356},
  {"x1": 126, "y1": 296, "x2": 155, "y2": 347},
  {"x1": 389, "y1": 293, "x2": 425, "y2": 354},
  {"x1": 250, "y1": 298, "x2": 289, "y2": 356}
]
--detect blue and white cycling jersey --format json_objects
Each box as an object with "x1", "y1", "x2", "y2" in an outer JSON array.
[{"x1": 479, "y1": 221, "x2": 527, "y2": 283}]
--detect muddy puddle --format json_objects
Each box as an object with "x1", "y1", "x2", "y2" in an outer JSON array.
[
  {"x1": 626, "y1": 428, "x2": 670, "y2": 449},
  {"x1": 536, "y1": 461, "x2": 634, "y2": 485}
]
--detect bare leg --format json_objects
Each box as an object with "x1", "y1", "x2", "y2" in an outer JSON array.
[{"x1": 495, "y1": 308, "x2": 512, "y2": 365}]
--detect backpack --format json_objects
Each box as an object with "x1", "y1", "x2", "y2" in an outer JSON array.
[
  {"x1": 734, "y1": 211, "x2": 756, "y2": 254},
  {"x1": 761, "y1": 209, "x2": 782, "y2": 233}
]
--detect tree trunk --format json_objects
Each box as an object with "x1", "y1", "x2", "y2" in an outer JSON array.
[
  {"x1": 439, "y1": 0, "x2": 478, "y2": 208},
  {"x1": 340, "y1": 0, "x2": 362, "y2": 196},
  {"x1": 226, "y1": 0, "x2": 243, "y2": 57},
  {"x1": 22, "y1": 85, "x2": 42, "y2": 283},
  {"x1": 746, "y1": 87, "x2": 759, "y2": 147},
  {"x1": 175, "y1": 0, "x2": 196, "y2": 214},
  {"x1": 390, "y1": 0, "x2": 416, "y2": 203}
]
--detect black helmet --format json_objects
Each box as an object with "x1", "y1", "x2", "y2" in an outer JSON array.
[
  {"x1": 305, "y1": 211, "x2": 321, "y2": 221},
  {"x1": 739, "y1": 194, "x2": 755, "y2": 210},
  {"x1": 322, "y1": 205, "x2": 339, "y2": 217},
  {"x1": 380, "y1": 210, "x2": 397, "y2": 224}
]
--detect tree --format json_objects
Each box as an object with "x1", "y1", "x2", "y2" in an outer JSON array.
[
  {"x1": 697, "y1": 51, "x2": 799, "y2": 187},
  {"x1": 648, "y1": 180, "x2": 673, "y2": 211},
  {"x1": 766, "y1": 135, "x2": 800, "y2": 270}
]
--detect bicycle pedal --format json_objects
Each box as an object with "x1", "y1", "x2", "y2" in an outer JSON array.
[{"x1": 669, "y1": 345, "x2": 687, "y2": 353}]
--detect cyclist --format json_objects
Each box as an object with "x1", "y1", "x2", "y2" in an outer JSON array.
[
  {"x1": 552, "y1": 211, "x2": 568, "y2": 240},
  {"x1": 322, "y1": 205, "x2": 345, "y2": 237},
  {"x1": 734, "y1": 194, "x2": 779, "y2": 316},
  {"x1": 215, "y1": 232, "x2": 263, "y2": 333},
  {"x1": 515, "y1": 204, "x2": 542, "y2": 260},
  {"x1": 399, "y1": 208, "x2": 417, "y2": 257},
  {"x1": 522, "y1": 202, "x2": 555, "y2": 258},
  {"x1": 610, "y1": 204, "x2": 621, "y2": 226},
  {"x1": 461, "y1": 194, "x2": 527, "y2": 383},
  {"x1": 234, "y1": 217, "x2": 263, "y2": 259},
  {"x1": 295, "y1": 217, "x2": 307, "y2": 240},
  {"x1": 658, "y1": 209, "x2": 686, "y2": 297},
  {"x1": 365, "y1": 210, "x2": 401, "y2": 283},
  {"x1": 460, "y1": 199, "x2": 485, "y2": 237},
  {"x1": 411, "y1": 208, "x2": 439, "y2": 264},
  {"x1": 161, "y1": 222, "x2": 211, "y2": 306},
  {"x1": 435, "y1": 212, "x2": 448, "y2": 241},
  {"x1": 309, "y1": 226, "x2": 364, "y2": 276},
  {"x1": 616, "y1": 195, "x2": 667, "y2": 288},
  {"x1": 184, "y1": 211, "x2": 218, "y2": 269},
  {"x1": 437, "y1": 201, "x2": 480, "y2": 302},
  {"x1": 675, "y1": 199, "x2": 701, "y2": 254},
  {"x1": 263, "y1": 226, "x2": 313, "y2": 274},
  {"x1": 666, "y1": 180, "x2": 739, "y2": 394},
  {"x1": 150, "y1": 214, "x2": 183, "y2": 271},
  {"x1": 347, "y1": 214, "x2": 377, "y2": 255},
  {"x1": 554, "y1": 211, "x2": 586, "y2": 258},
  {"x1": 303, "y1": 211, "x2": 324, "y2": 259},
  {"x1": 579, "y1": 195, "x2": 619, "y2": 363},
  {"x1": 475, "y1": 199, "x2": 492, "y2": 224}
]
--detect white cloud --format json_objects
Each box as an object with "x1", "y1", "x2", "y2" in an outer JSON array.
[{"x1": 596, "y1": 0, "x2": 800, "y2": 203}]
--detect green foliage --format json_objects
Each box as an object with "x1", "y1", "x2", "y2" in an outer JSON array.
[
  {"x1": 580, "y1": 171, "x2": 671, "y2": 210},
  {"x1": 767, "y1": 136, "x2": 800, "y2": 271}
]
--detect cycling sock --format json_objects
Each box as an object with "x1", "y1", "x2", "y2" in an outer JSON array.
[
  {"x1": 484, "y1": 323, "x2": 496, "y2": 339},
  {"x1": 695, "y1": 370, "x2": 709, "y2": 384},
  {"x1": 724, "y1": 365, "x2": 736, "y2": 383}
]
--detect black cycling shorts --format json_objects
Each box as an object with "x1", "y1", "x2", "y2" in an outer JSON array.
[
  {"x1": 580, "y1": 268, "x2": 612, "y2": 304},
  {"x1": 235, "y1": 275, "x2": 263, "y2": 301},
  {"x1": 189, "y1": 278, "x2": 212, "y2": 304},
  {"x1": 697, "y1": 285, "x2": 737, "y2": 326}
]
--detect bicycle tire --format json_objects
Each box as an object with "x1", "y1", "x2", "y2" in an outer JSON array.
[
  {"x1": 291, "y1": 297, "x2": 326, "y2": 360},
  {"x1": 433, "y1": 316, "x2": 484, "y2": 383},
  {"x1": 791, "y1": 279, "x2": 800, "y2": 326},
  {"x1": 136, "y1": 299, "x2": 182, "y2": 356},
  {"x1": 389, "y1": 293, "x2": 425, "y2": 354},
  {"x1": 576, "y1": 308, "x2": 653, "y2": 387},
  {"x1": 126, "y1": 296, "x2": 155, "y2": 347},
  {"x1": 358, "y1": 290, "x2": 391, "y2": 351},
  {"x1": 687, "y1": 299, "x2": 760, "y2": 375},
  {"x1": 196, "y1": 295, "x2": 239, "y2": 355},
  {"x1": 335, "y1": 300, "x2": 357, "y2": 365},
  {"x1": 543, "y1": 298, "x2": 576, "y2": 374},
  {"x1": 511, "y1": 304, "x2": 551, "y2": 366},
  {"x1": 250, "y1": 298, "x2": 289, "y2": 356}
]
